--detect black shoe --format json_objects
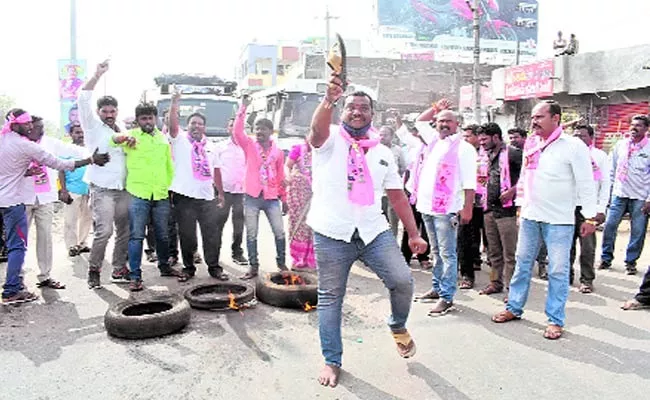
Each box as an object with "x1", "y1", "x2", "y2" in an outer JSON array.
[
  {"x1": 160, "y1": 267, "x2": 183, "y2": 277},
  {"x1": 78, "y1": 245, "x2": 91, "y2": 254},
  {"x1": 88, "y1": 269, "x2": 102, "y2": 289},
  {"x1": 598, "y1": 261, "x2": 611, "y2": 270},
  {"x1": 193, "y1": 253, "x2": 203, "y2": 264},
  {"x1": 626, "y1": 263, "x2": 637, "y2": 275},
  {"x1": 232, "y1": 254, "x2": 249, "y2": 265},
  {"x1": 146, "y1": 252, "x2": 158, "y2": 263}
]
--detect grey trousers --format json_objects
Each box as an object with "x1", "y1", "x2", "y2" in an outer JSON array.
[
  {"x1": 484, "y1": 213, "x2": 518, "y2": 291},
  {"x1": 88, "y1": 185, "x2": 130, "y2": 271}
]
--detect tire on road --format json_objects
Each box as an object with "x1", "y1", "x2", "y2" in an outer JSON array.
[
  {"x1": 256, "y1": 271, "x2": 318, "y2": 309},
  {"x1": 104, "y1": 294, "x2": 191, "y2": 340},
  {"x1": 184, "y1": 282, "x2": 255, "y2": 310}
]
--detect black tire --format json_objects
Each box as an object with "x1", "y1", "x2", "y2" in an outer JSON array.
[
  {"x1": 256, "y1": 271, "x2": 318, "y2": 309},
  {"x1": 104, "y1": 294, "x2": 191, "y2": 340},
  {"x1": 183, "y1": 281, "x2": 255, "y2": 310}
]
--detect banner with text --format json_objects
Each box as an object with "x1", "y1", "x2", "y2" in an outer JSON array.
[{"x1": 504, "y1": 59, "x2": 554, "y2": 101}]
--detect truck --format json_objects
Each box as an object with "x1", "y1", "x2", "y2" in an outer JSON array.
[{"x1": 141, "y1": 74, "x2": 239, "y2": 141}]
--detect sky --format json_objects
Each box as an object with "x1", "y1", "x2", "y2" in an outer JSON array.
[{"x1": 1, "y1": 0, "x2": 649, "y2": 125}]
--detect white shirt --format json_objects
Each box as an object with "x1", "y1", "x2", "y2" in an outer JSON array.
[
  {"x1": 396, "y1": 122, "x2": 438, "y2": 193},
  {"x1": 517, "y1": 134, "x2": 597, "y2": 224},
  {"x1": 306, "y1": 126, "x2": 403, "y2": 244},
  {"x1": 169, "y1": 132, "x2": 218, "y2": 201},
  {"x1": 77, "y1": 90, "x2": 127, "y2": 190},
  {"x1": 29, "y1": 136, "x2": 88, "y2": 205},
  {"x1": 590, "y1": 146, "x2": 611, "y2": 214},
  {"x1": 416, "y1": 133, "x2": 477, "y2": 216},
  {"x1": 213, "y1": 138, "x2": 246, "y2": 194},
  {"x1": 609, "y1": 138, "x2": 650, "y2": 202}
]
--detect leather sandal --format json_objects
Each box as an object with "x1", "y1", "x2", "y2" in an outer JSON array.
[
  {"x1": 543, "y1": 324, "x2": 563, "y2": 340},
  {"x1": 491, "y1": 310, "x2": 520, "y2": 323},
  {"x1": 479, "y1": 284, "x2": 503, "y2": 295},
  {"x1": 392, "y1": 330, "x2": 416, "y2": 358}
]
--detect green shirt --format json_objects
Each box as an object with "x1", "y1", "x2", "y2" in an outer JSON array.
[{"x1": 114, "y1": 128, "x2": 174, "y2": 200}]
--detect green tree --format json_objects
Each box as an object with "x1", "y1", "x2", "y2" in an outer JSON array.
[{"x1": 0, "y1": 94, "x2": 16, "y2": 118}]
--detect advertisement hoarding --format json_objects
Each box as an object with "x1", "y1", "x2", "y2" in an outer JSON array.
[
  {"x1": 58, "y1": 59, "x2": 87, "y2": 134},
  {"x1": 504, "y1": 59, "x2": 554, "y2": 100}
]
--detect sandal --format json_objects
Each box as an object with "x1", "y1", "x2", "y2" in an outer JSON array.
[
  {"x1": 480, "y1": 284, "x2": 503, "y2": 295},
  {"x1": 459, "y1": 278, "x2": 474, "y2": 290},
  {"x1": 210, "y1": 271, "x2": 230, "y2": 281},
  {"x1": 392, "y1": 330, "x2": 416, "y2": 358},
  {"x1": 240, "y1": 271, "x2": 258, "y2": 280},
  {"x1": 543, "y1": 324, "x2": 563, "y2": 340},
  {"x1": 578, "y1": 284, "x2": 593, "y2": 294},
  {"x1": 491, "y1": 310, "x2": 520, "y2": 323},
  {"x1": 36, "y1": 279, "x2": 66, "y2": 289},
  {"x1": 621, "y1": 299, "x2": 650, "y2": 311},
  {"x1": 177, "y1": 272, "x2": 195, "y2": 282}
]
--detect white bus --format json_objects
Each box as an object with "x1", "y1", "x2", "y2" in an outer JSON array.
[
  {"x1": 246, "y1": 78, "x2": 378, "y2": 152},
  {"x1": 141, "y1": 75, "x2": 239, "y2": 140}
]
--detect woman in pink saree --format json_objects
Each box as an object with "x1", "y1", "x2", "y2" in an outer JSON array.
[{"x1": 285, "y1": 141, "x2": 316, "y2": 271}]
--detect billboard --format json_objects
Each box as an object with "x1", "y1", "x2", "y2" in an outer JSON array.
[
  {"x1": 377, "y1": 0, "x2": 538, "y2": 63},
  {"x1": 504, "y1": 59, "x2": 554, "y2": 100},
  {"x1": 58, "y1": 59, "x2": 87, "y2": 135}
]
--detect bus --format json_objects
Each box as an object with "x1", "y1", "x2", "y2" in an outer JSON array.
[
  {"x1": 246, "y1": 78, "x2": 378, "y2": 152},
  {"x1": 141, "y1": 74, "x2": 239, "y2": 141}
]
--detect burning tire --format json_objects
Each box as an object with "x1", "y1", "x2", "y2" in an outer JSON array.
[
  {"x1": 104, "y1": 294, "x2": 191, "y2": 340},
  {"x1": 183, "y1": 282, "x2": 254, "y2": 310},
  {"x1": 256, "y1": 271, "x2": 318, "y2": 310}
]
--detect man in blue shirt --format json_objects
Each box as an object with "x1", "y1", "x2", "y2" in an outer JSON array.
[{"x1": 58, "y1": 122, "x2": 92, "y2": 257}]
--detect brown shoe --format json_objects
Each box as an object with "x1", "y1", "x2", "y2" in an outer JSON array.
[
  {"x1": 414, "y1": 289, "x2": 439, "y2": 303},
  {"x1": 427, "y1": 299, "x2": 453, "y2": 316}
]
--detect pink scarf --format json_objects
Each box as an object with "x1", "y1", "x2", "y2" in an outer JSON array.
[
  {"x1": 518, "y1": 126, "x2": 563, "y2": 206},
  {"x1": 589, "y1": 144, "x2": 602, "y2": 181},
  {"x1": 616, "y1": 137, "x2": 648, "y2": 182},
  {"x1": 189, "y1": 135, "x2": 212, "y2": 181},
  {"x1": 340, "y1": 125, "x2": 380, "y2": 206},
  {"x1": 256, "y1": 140, "x2": 278, "y2": 193},
  {"x1": 2, "y1": 112, "x2": 32, "y2": 135},
  {"x1": 431, "y1": 135, "x2": 462, "y2": 213},
  {"x1": 480, "y1": 145, "x2": 513, "y2": 210}
]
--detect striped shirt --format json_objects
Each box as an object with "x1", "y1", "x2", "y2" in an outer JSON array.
[{"x1": 610, "y1": 139, "x2": 650, "y2": 202}]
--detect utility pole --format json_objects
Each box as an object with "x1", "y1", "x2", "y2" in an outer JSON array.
[
  {"x1": 323, "y1": 5, "x2": 339, "y2": 79},
  {"x1": 468, "y1": 0, "x2": 481, "y2": 124},
  {"x1": 70, "y1": 0, "x2": 77, "y2": 60}
]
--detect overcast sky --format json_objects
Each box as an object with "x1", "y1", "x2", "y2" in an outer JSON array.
[{"x1": 1, "y1": 0, "x2": 649, "y2": 123}]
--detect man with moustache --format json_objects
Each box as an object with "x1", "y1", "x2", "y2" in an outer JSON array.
[
  {"x1": 79, "y1": 60, "x2": 131, "y2": 289},
  {"x1": 0, "y1": 109, "x2": 108, "y2": 304},
  {"x1": 112, "y1": 103, "x2": 179, "y2": 291},
  {"x1": 492, "y1": 101, "x2": 597, "y2": 340},
  {"x1": 308, "y1": 74, "x2": 427, "y2": 387},
  {"x1": 599, "y1": 115, "x2": 650, "y2": 275},
  {"x1": 166, "y1": 91, "x2": 228, "y2": 281}
]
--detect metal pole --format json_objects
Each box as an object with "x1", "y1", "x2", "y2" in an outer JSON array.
[
  {"x1": 471, "y1": 0, "x2": 481, "y2": 124},
  {"x1": 70, "y1": 0, "x2": 77, "y2": 60}
]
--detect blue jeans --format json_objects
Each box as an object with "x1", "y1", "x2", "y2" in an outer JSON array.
[
  {"x1": 422, "y1": 213, "x2": 459, "y2": 302},
  {"x1": 314, "y1": 230, "x2": 414, "y2": 367},
  {"x1": 1, "y1": 205, "x2": 28, "y2": 298},
  {"x1": 507, "y1": 218, "x2": 575, "y2": 327},
  {"x1": 128, "y1": 195, "x2": 171, "y2": 280},
  {"x1": 244, "y1": 194, "x2": 286, "y2": 268},
  {"x1": 601, "y1": 196, "x2": 649, "y2": 266}
]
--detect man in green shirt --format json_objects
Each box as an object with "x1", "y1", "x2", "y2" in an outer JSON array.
[{"x1": 113, "y1": 102, "x2": 179, "y2": 291}]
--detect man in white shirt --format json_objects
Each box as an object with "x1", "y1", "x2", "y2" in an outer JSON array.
[
  {"x1": 26, "y1": 116, "x2": 88, "y2": 290},
  {"x1": 79, "y1": 61, "x2": 131, "y2": 289},
  {"x1": 492, "y1": 101, "x2": 597, "y2": 340},
  {"x1": 213, "y1": 117, "x2": 248, "y2": 266},
  {"x1": 570, "y1": 125, "x2": 609, "y2": 293},
  {"x1": 379, "y1": 125, "x2": 406, "y2": 237},
  {"x1": 308, "y1": 75, "x2": 427, "y2": 388},
  {"x1": 599, "y1": 115, "x2": 650, "y2": 275},
  {"x1": 167, "y1": 92, "x2": 228, "y2": 281},
  {"x1": 413, "y1": 110, "x2": 477, "y2": 316}
]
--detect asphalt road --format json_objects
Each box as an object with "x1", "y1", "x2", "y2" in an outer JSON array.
[{"x1": 1, "y1": 209, "x2": 649, "y2": 400}]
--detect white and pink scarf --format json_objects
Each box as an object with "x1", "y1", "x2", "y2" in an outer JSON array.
[
  {"x1": 189, "y1": 135, "x2": 212, "y2": 181},
  {"x1": 340, "y1": 125, "x2": 380, "y2": 206},
  {"x1": 615, "y1": 137, "x2": 648, "y2": 182},
  {"x1": 517, "y1": 126, "x2": 563, "y2": 206}
]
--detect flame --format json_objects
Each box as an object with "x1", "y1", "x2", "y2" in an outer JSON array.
[
  {"x1": 303, "y1": 302, "x2": 315, "y2": 312},
  {"x1": 228, "y1": 291, "x2": 239, "y2": 310},
  {"x1": 290, "y1": 274, "x2": 305, "y2": 285}
]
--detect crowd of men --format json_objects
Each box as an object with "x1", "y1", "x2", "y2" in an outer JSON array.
[{"x1": 2, "y1": 63, "x2": 650, "y2": 388}]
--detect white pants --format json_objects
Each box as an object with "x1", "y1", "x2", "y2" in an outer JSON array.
[
  {"x1": 26, "y1": 201, "x2": 54, "y2": 283},
  {"x1": 64, "y1": 193, "x2": 92, "y2": 249}
]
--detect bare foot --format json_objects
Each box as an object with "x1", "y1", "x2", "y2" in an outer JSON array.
[{"x1": 318, "y1": 364, "x2": 341, "y2": 387}]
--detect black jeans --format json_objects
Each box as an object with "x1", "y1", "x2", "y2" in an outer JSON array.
[
  {"x1": 458, "y1": 207, "x2": 484, "y2": 281},
  {"x1": 172, "y1": 192, "x2": 223, "y2": 275},
  {"x1": 569, "y1": 207, "x2": 596, "y2": 284},
  {"x1": 400, "y1": 202, "x2": 430, "y2": 263},
  {"x1": 216, "y1": 192, "x2": 245, "y2": 258},
  {"x1": 635, "y1": 266, "x2": 650, "y2": 304}
]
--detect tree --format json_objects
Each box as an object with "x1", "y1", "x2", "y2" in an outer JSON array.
[{"x1": 0, "y1": 94, "x2": 16, "y2": 119}]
